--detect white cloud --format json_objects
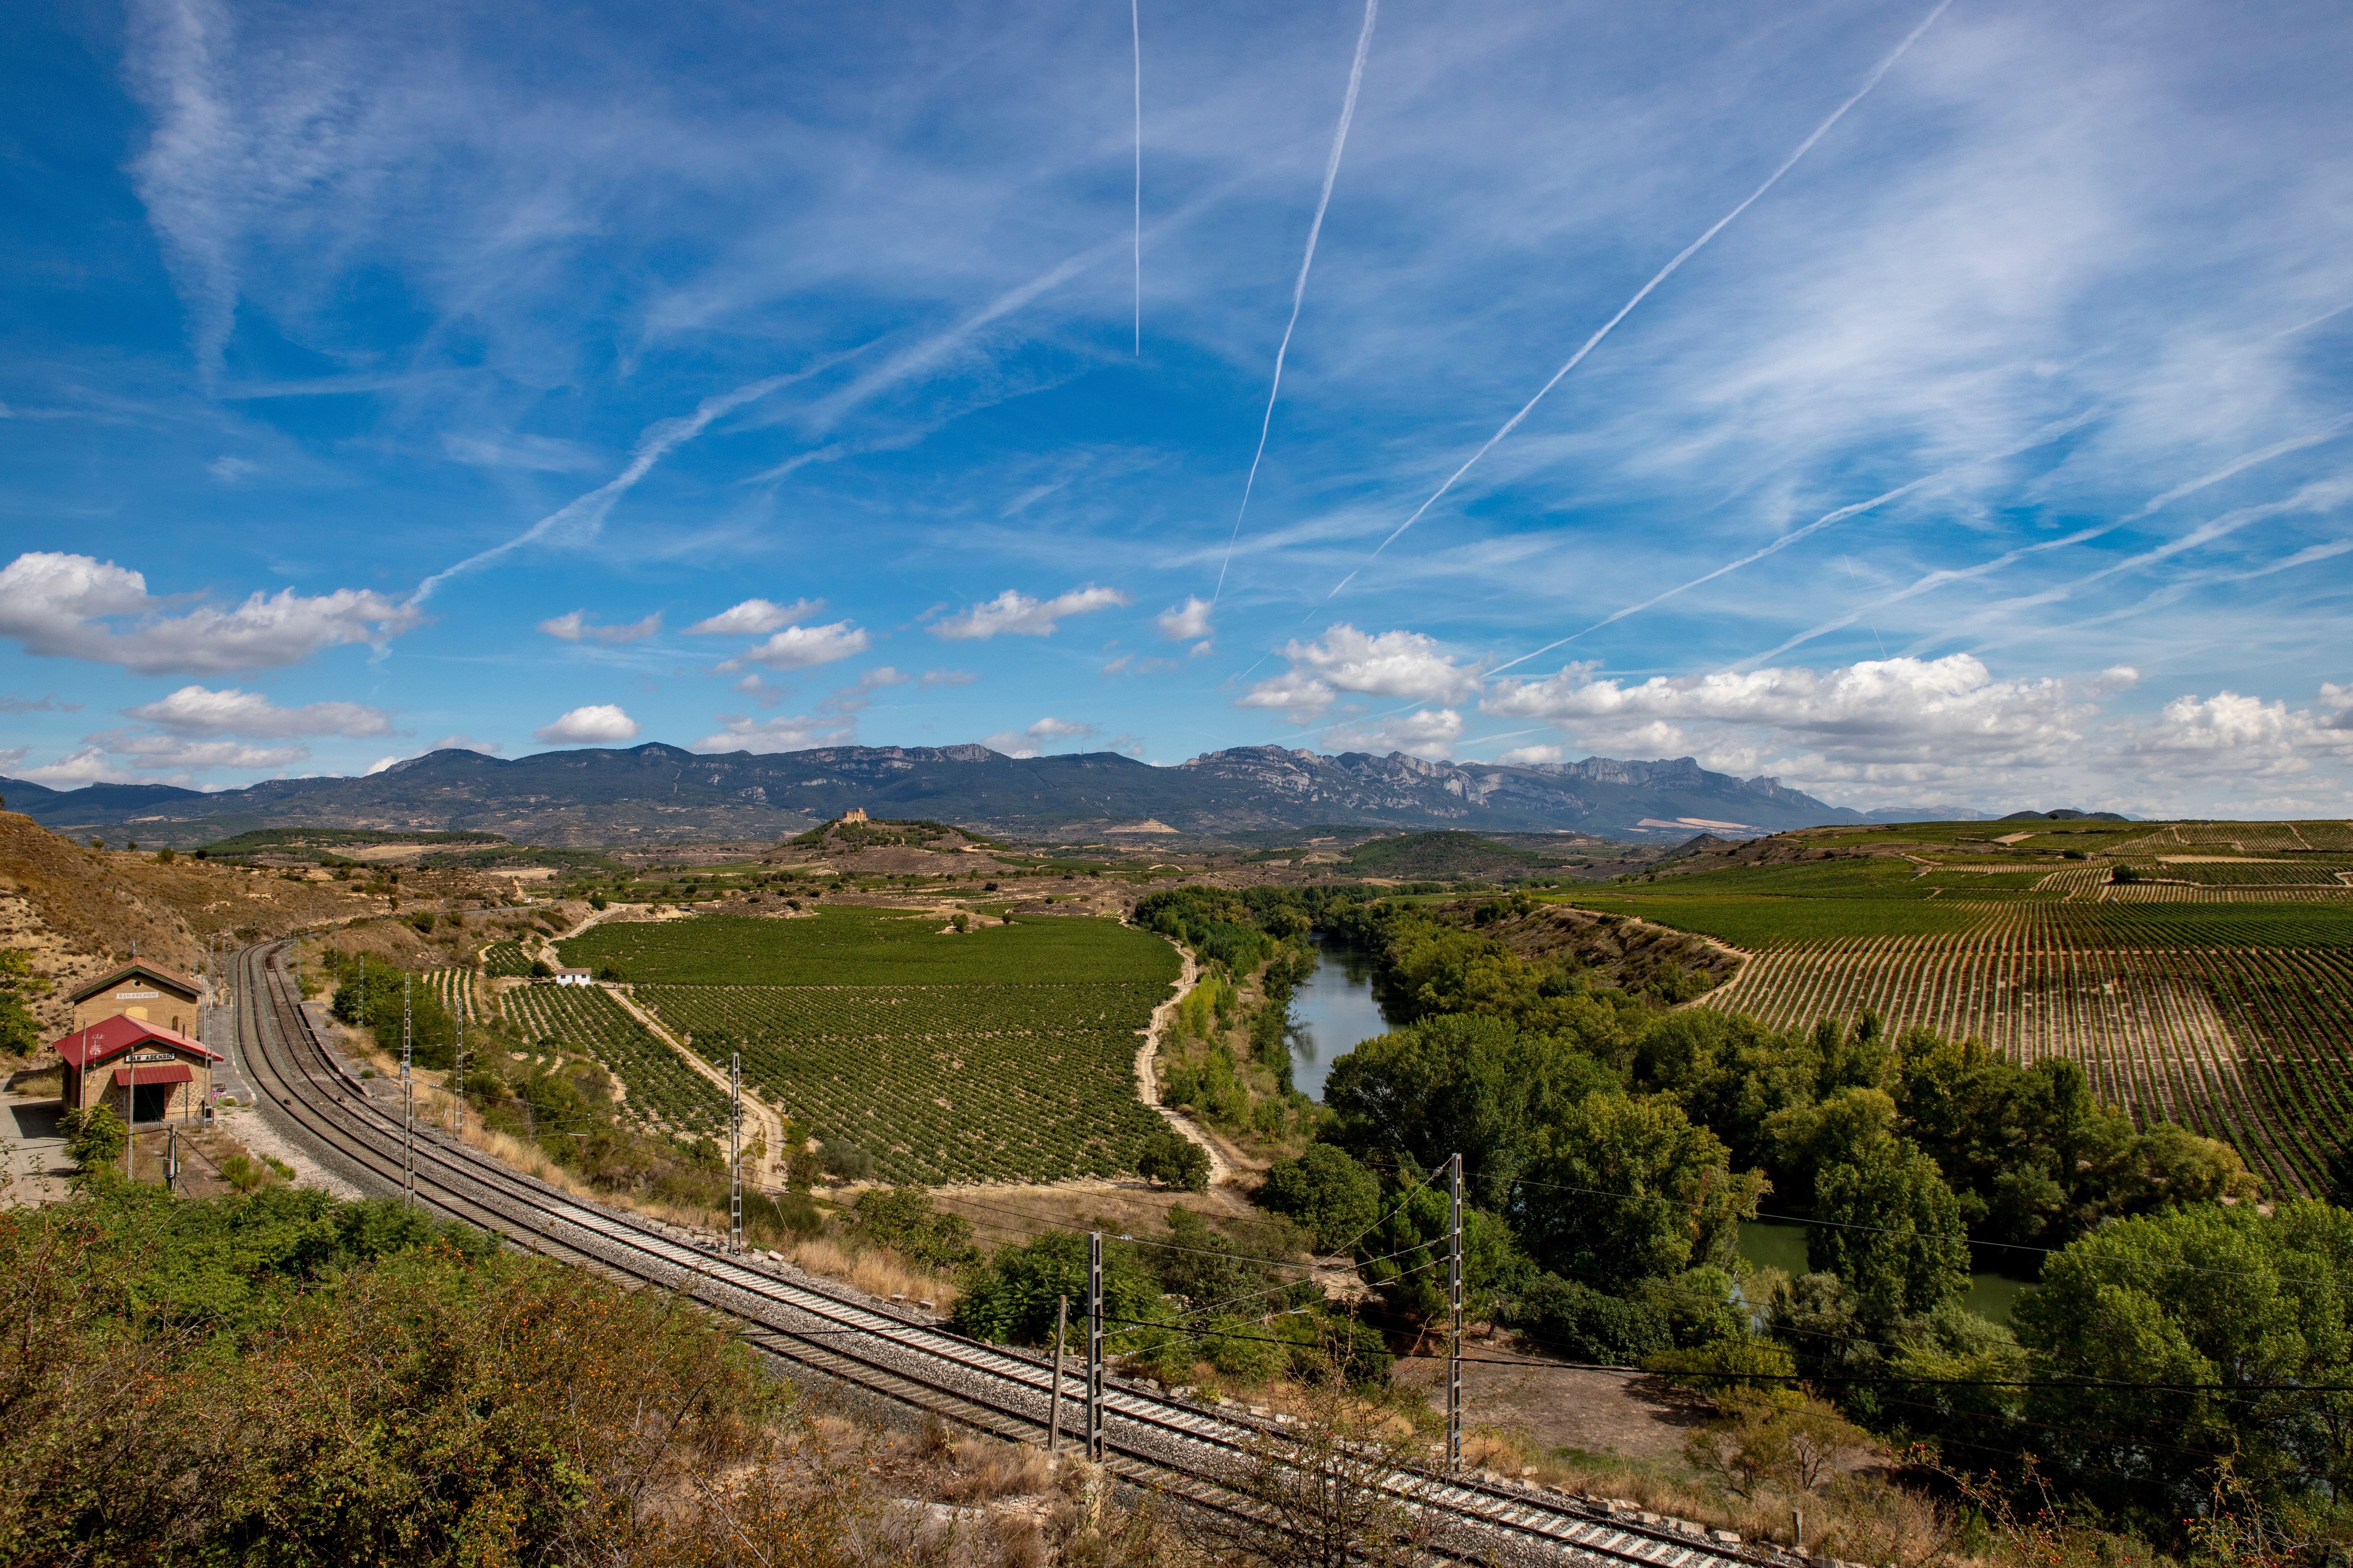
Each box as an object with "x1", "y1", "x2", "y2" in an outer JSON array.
[
  {"x1": 431, "y1": 733, "x2": 500, "y2": 755},
  {"x1": 920, "y1": 669, "x2": 978, "y2": 689},
  {"x1": 1325, "y1": 708, "x2": 1466, "y2": 760},
  {"x1": 441, "y1": 432, "x2": 600, "y2": 472},
  {"x1": 538, "y1": 609, "x2": 662, "y2": 645},
  {"x1": 820, "y1": 666, "x2": 909, "y2": 716},
  {"x1": 690, "y1": 713, "x2": 852, "y2": 753},
  {"x1": 94, "y1": 732, "x2": 309, "y2": 772},
  {"x1": 532, "y1": 704, "x2": 641, "y2": 744},
  {"x1": 120, "y1": 684, "x2": 395, "y2": 738},
  {"x1": 686, "y1": 597, "x2": 825, "y2": 636},
  {"x1": 0, "y1": 745, "x2": 28, "y2": 771},
  {"x1": 207, "y1": 455, "x2": 259, "y2": 482},
  {"x1": 717, "y1": 621, "x2": 871, "y2": 671},
  {"x1": 1156, "y1": 595, "x2": 1213, "y2": 642},
  {"x1": 1026, "y1": 716, "x2": 1097, "y2": 740},
  {"x1": 16, "y1": 748, "x2": 147, "y2": 787},
  {"x1": 0, "y1": 553, "x2": 421, "y2": 676},
  {"x1": 1497, "y1": 743, "x2": 1562, "y2": 765},
  {"x1": 1238, "y1": 625, "x2": 1483, "y2": 722},
  {"x1": 931, "y1": 585, "x2": 1129, "y2": 640},
  {"x1": 977, "y1": 731, "x2": 1038, "y2": 758}
]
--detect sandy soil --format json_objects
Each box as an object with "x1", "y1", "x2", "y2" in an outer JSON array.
[{"x1": 1391, "y1": 1330, "x2": 1714, "y2": 1464}]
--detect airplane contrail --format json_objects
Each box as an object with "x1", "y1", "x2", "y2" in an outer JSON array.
[
  {"x1": 1333, "y1": 0, "x2": 1953, "y2": 595},
  {"x1": 1133, "y1": 0, "x2": 1143, "y2": 355},
  {"x1": 412, "y1": 371, "x2": 814, "y2": 603},
  {"x1": 1486, "y1": 406, "x2": 2097, "y2": 676},
  {"x1": 1210, "y1": 0, "x2": 1381, "y2": 605}
]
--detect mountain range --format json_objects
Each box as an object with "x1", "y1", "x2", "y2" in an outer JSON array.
[{"x1": 0, "y1": 743, "x2": 1969, "y2": 846}]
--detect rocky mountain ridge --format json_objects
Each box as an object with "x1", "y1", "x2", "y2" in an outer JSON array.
[{"x1": 2, "y1": 742, "x2": 1895, "y2": 845}]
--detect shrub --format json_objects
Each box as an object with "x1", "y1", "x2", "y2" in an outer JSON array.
[
  {"x1": 529, "y1": 960, "x2": 554, "y2": 979},
  {"x1": 818, "y1": 1140, "x2": 873, "y2": 1180},
  {"x1": 854, "y1": 1187, "x2": 979, "y2": 1270},
  {"x1": 1502, "y1": 1272, "x2": 1670, "y2": 1365},
  {"x1": 1257, "y1": 1144, "x2": 1380, "y2": 1253},
  {"x1": 1136, "y1": 1127, "x2": 1211, "y2": 1192},
  {"x1": 60, "y1": 1105, "x2": 128, "y2": 1170}
]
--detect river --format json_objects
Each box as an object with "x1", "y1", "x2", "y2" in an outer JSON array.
[{"x1": 1287, "y1": 934, "x2": 1401, "y2": 1102}]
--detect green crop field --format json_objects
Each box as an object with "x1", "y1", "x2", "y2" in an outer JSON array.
[
  {"x1": 1602, "y1": 828, "x2": 2353, "y2": 1195},
  {"x1": 558, "y1": 908, "x2": 1180, "y2": 1185},
  {"x1": 561, "y1": 907, "x2": 1176, "y2": 986},
  {"x1": 500, "y1": 982, "x2": 729, "y2": 1141}
]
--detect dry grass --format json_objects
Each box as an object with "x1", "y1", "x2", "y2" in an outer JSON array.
[
  {"x1": 1457, "y1": 1424, "x2": 1961, "y2": 1566},
  {"x1": 786, "y1": 1234, "x2": 962, "y2": 1309}
]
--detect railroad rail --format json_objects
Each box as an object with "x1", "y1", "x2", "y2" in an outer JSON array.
[{"x1": 234, "y1": 939, "x2": 1776, "y2": 1568}]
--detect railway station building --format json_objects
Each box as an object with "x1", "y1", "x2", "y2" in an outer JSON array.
[
  {"x1": 53, "y1": 1015, "x2": 224, "y2": 1125},
  {"x1": 68, "y1": 960, "x2": 203, "y2": 1036}
]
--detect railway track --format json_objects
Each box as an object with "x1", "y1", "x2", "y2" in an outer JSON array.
[{"x1": 235, "y1": 939, "x2": 1776, "y2": 1568}]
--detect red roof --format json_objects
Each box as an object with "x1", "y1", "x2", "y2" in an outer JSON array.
[
  {"x1": 114, "y1": 1063, "x2": 194, "y2": 1088},
  {"x1": 53, "y1": 1014, "x2": 224, "y2": 1069},
  {"x1": 68, "y1": 961, "x2": 201, "y2": 1004}
]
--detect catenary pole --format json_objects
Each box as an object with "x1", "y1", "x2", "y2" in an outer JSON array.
[
  {"x1": 1446, "y1": 1151, "x2": 1465, "y2": 1466},
  {"x1": 403, "y1": 975, "x2": 414, "y2": 1208},
  {"x1": 453, "y1": 986, "x2": 466, "y2": 1135},
  {"x1": 729, "y1": 1050, "x2": 744, "y2": 1254},
  {"x1": 1049, "y1": 1294, "x2": 1069, "y2": 1458},
  {"x1": 1087, "y1": 1231, "x2": 1105, "y2": 1462}
]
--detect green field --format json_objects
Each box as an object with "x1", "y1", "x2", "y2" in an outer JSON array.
[
  {"x1": 561, "y1": 908, "x2": 1176, "y2": 985},
  {"x1": 501, "y1": 982, "x2": 730, "y2": 1141},
  {"x1": 558, "y1": 908, "x2": 1180, "y2": 1184},
  {"x1": 1595, "y1": 826, "x2": 2353, "y2": 1194}
]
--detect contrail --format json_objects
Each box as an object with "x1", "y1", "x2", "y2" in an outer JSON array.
[
  {"x1": 1133, "y1": 0, "x2": 1143, "y2": 355},
  {"x1": 1486, "y1": 406, "x2": 2096, "y2": 676},
  {"x1": 1334, "y1": 0, "x2": 1953, "y2": 593},
  {"x1": 412, "y1": 373, "x2": 809, "y2": 602},
  {"x1": 1713, "y1": 420, "x2": 2353, "y2": 667},
  {"x1": 1210, "y1": 0, "x2": 1380, "y2": 605}
]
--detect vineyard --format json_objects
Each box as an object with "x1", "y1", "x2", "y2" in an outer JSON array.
[
  {"x1": 500, "y1": 981, "x2": 730, "y2": 1141},
  {"x1": 559, "y1": 908, "x2": 1183, "y2": 1184},
  {"x1": 481, "y1": 941, "x2": 534, "y2": 977},
  {"x1": 1568, "y1": 826, "x2": 2353, "y2": 1197}
]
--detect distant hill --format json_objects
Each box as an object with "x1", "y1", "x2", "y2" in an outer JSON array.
[
  {"x1": 1, "y1": 741, "x2": 1886, "y2": 846},
  {"x1": 1344, "y1": 831, "x2": 1567, "y2": 878}
]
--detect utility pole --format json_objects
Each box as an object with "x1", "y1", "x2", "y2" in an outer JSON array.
[
  {"x1": 1086, "y1": 1230, "x2": 1105, "y2": 1462},
  {"x1": 1049, "y1": 1294, "x2": 1069, "y2": 1457},
  {"x1": 1448, "y1": 1151, "x2": 1464, "y2": 1472},
  {"x1": 403, "y1": 974, "x2": 415, "y2": 1208},
  {"x1": 728, "y1": 1049, "x2": 743, "y2": 1254},
  {"x1": 453, "y1": 987, "x2": 466, "y2": 1136}
]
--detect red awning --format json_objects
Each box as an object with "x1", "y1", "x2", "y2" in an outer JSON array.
[{"x1": 113, "y1": 1064, "x2": 194, "y2": 1087}]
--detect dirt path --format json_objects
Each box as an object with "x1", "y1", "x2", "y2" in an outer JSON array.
[
  {"x1": 1132, "y1": 938, "x2": 1233, "y2": 1186},
  {"x1": 604, "y1": 984, "x2": 787, "y2": 1188}
]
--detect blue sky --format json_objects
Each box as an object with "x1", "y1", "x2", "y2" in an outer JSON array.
[{"x1": 4, "y1": 0, "x2": 2351, "y2": 817}]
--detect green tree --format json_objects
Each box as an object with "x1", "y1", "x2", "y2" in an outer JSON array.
[
  {"x1": 1809, "y1": 1140, "x2": 1969, "y2": 1325},
  {"x1": 1258, "y1": 1143, "x2": 1380, "y2": 1252},
  {"x1": 2013, "y1": 1199, "x2": 2353, "y2": 1513},
  {"x1": 60, "y1": 1104, "x2": 127, "y2": 1171},
  {"x1": 1136, "y1": 1126, "x2": 1211, "y2": 1192},
  {"x1": 1511, "y1": 1091, "x2": 1763, "y2": 1291},
  {"x1": 951, "y1": 1230, "x2": 1162, "y2": 1348},
  {"x1": 0, "y1": 949, "x2": 43, "y2": 1057},
  {"x1": 853, "y1": 1187, "x2": 978, "y2": 1269}
]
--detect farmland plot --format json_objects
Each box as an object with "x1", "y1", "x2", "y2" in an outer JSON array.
[
  {"x1": 502, "y1": 981, "x2": 730, "y2": 1141},
  {"x1": 1603, "y1": 841, "x2": 2353, "y2": 1196},
  {"x1": 562, "y1": 908, "x2": 1182, "y2": 1185}
]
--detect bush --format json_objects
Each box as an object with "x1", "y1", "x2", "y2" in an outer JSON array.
[
  {"x1": 588, "y1": 893, "x2": 608, "y2": 911},
  {"x1": 1257, "y1": 1144, "x2": 1380, "y2": 1253},
  {"x1": 1502, "y1": 1272, "x2": 1670, "y2": 1365},
  {"x1": 953, "y1": 1230, "x2": 1162, "y2": 1348},
  {"x1": 528, "y1": 959, "x2": 554, "y2": 979},
  {"x1": 854, "y1": 1187, "x2": 979, "y2": 1270},
  {"x1": 60, "y1": 1105, "x2": 128, "y2": 1170},
  {"x1": 1136, "y1": 1127, "x2": 1210, "y2": 1192},
  {"x1": 817, "y1": 1141, "x2": 873, "y2": 1180}
]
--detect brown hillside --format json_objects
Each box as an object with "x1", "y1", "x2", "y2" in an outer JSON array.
[
  {"x1": 0, "y1": 811, "x2": 387, "y2": 1037},
  {"x1": 1439, "y1": 897, "x2": 1743, "y2": 995}
]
